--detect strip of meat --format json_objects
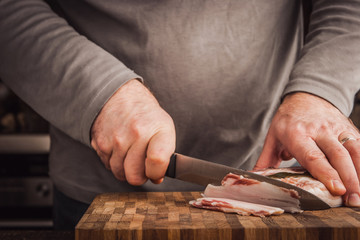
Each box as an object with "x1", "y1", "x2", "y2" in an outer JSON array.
[
  {"x1": 190, "y1": 197, "x2": 284, "y2": 217},
  {"x1": 190, "y1": 167, "x2": 342, "y2": 216},
  {"x1": 252, "y1": 167, "x2": 306, "y2": 176},
  {"x1": 203, "y1": 173, "x2": 302, "y2": 213},
  {"x1": 252, "y1": 167, "x2": 342, "y2": 207}
]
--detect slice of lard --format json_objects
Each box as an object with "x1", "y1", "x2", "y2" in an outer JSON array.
[
  {"x1": 203, "y1": 173, "x2": 302, "y2": 213},
  {"x1": 190, "y1": 197, "x2": 284, "y2": 217},
  {"x1": 189, "y1": 167, "x2": 343, "y2": 216},
  {"x1": 252, "y1": 167, "x2": 342, "y2": 208}
]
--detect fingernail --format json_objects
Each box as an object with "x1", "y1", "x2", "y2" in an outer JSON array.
[
  {"x1": 331, "y1": 180, "x2": 346, "y2": 193},
  {"x1": 348, "y1": 193, "x2": 360, "y2": 207}
]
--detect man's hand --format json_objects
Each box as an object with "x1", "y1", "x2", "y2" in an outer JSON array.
[
  {"x1": 254, "y1": 92, "x2": 360, "y2": 207},
  {"x1": 91, "y1": 79, "x2": 176, "y2": 185}
]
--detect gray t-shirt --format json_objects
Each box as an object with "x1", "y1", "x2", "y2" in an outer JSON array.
[{"x1": 1, "y1": 0, "x2": 360, "y2": 204}]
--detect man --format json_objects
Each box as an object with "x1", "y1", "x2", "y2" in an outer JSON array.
[{"x1": 1, "y1": 0, "x2": 360, "y2": 229}]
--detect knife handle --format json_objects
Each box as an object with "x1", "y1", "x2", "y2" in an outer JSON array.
[{"x1": 165, "y1": 153, "x2": 177, "y2": 178}]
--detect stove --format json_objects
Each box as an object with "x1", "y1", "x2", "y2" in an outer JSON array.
[
  {"x1": 0, "y1": 134, "x2": 53, "y2": 229},
  {"x1": 0, "y1": 81, "x2": 53, "y2": 229}
]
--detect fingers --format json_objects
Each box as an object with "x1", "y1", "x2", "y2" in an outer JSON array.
[
  {"x1": 339, "y1": 133, "x2": 360, "y2": 178},
  {"x1": 279, "y1": 149, "x2": 293, "y2": 161},
  {"x1": 260, "y1": 93, "x2": 360, "y2": 207},
  {"x1": 315, "y1": 134, "x2": 354, "y2": 196},
  {"x1": 108, "y1": 138, "x2": 128, "y2": 181},
  {"x1": 338, "y1": 132, "x2": 360, "y2": 206},
  {"x1": 93, "y1": 127, "x2": 175, "y2": 186},
  {"x1": 108, "y1": 128, "x2": 174, "y2": 185},
  {"x1": 285, "y1": 135, "x2": 347, "y2": 195},
  {"x1": 146, "y1": 130, "x2": 176, "y2": 184},
  {"x1": 254, "y1": 133, "x2": 281, "y2": 170},
  {"x1": 92, "y1": 125, "x2": 175, "y2": 186},
  {"x1": 254, "y1": 129, "x2": 294, "y2": 170},
  {"x1": 90, "y1": 79, "x2": 176, "y2": 186},
  {"x1": 91, "y1": 138, "x2": 112, "y2": 170},
  {"x1": 123, "y1": 139, "x2": 148, "y2": 186},
  {"x1": 289, "y1": 131, "x2": 360, "y2": 206}
]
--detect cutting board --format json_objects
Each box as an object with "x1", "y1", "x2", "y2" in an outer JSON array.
[{"x1": 75, "y1": 192, "x2": 360, "y2": 240}]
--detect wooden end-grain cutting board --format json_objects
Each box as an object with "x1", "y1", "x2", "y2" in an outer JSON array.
[{"x1": 75, "y1": 192, "x2": 360, "y2": 240}]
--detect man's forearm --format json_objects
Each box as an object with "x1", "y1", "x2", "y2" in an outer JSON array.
[
  {"x1": 0, "y1": 0, "x2": 140, "y2": 146},
  {"x1": 284, "y1": 0, "x2": 360, "y2": 115}
]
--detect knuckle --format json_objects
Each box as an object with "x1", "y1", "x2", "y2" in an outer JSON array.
[
  {"x1": 113, "y1": 135, "x2": 125, "y2": 149},
  {"x1": 292, "y1": 122, "x2": 306, "y2": 133},
  {"x1": 147, "y1": 155, "x2": 166, "y2": 166},
  {"x1": 280, "y1": 150, "x2": 293, "y2": 160},
  {"x1": 287, "y1": 123, "x2": 306, "y2": 138},
  {"x1": 303, "y1": 150, "x2": 326, "y2": 164},
  {"x1": 330, "y1": 145, "x2": 348, "y2": 158},
  {"x1": 129, "y1": 119, "x2": 145, "y2": 138},
  {"x1": 90, "y1": 140, "x2": 97, "y2": 150},
  {"x1": 318, "y1": 122, "x2": 331, "y2": 132},
  {"x1": 95, "y1": 137, "x2": 111, "y2": 153}
]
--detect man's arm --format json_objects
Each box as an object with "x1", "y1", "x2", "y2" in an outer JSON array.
[
  {"x1": 0, "y1": 0, "x2": 140, "y2": 146},
  {"x1": 0, "y1": 0, "x2": 175, "y2": 184},
  {"x1": 255, "y1": 0, "x2": 360, "y2": 206}
]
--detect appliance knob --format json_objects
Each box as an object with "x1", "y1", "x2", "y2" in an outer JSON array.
[{"x1": 36, "y1": 183, "x2": 50, "y2": 198}]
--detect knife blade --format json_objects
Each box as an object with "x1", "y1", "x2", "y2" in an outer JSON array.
[{"x1": 165, "y1": 153, "x2": 331, "y2": 210}]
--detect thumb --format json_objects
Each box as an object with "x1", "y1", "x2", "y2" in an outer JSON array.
[
  {"x1": 145, "y1": 129, "x2": 176, "y2": 184},
  {"x1": 253, "y1": 133, "x2": 281, "y2": 170}
]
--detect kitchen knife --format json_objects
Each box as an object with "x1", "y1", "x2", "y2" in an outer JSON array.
[{"x1": 165, "y1": 153, "x2": 331, "y2": 210}]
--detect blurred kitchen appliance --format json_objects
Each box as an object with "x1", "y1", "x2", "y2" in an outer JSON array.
[{"x1": 0, "y1": 81, "x2": 52, "y2": 229}]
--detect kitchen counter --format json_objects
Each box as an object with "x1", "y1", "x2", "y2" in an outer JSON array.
[{"x1": 0, "y1": 230, "x2": 74, "y2": 240}]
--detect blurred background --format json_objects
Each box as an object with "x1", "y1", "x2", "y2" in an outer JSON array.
[
  {"x1": 0, "y1": 80, "x2": 51, "y2": 229},
  {"x1": 350, "y1": 91, "x2": 360, "y2": 128}
]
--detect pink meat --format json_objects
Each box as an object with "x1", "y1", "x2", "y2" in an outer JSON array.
[
  {"x1": 190, "y1": 197, "x2": 284, "y2": 217},
  {"x1": 252, "y1": 167, "x2": 342, "y2": 207},
  {"x1": 190, "y1": 167, "x2": 342, "y2": 216},
  {"x1": 203, "y1": 173, "x2": 302, "y2": 213}
]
